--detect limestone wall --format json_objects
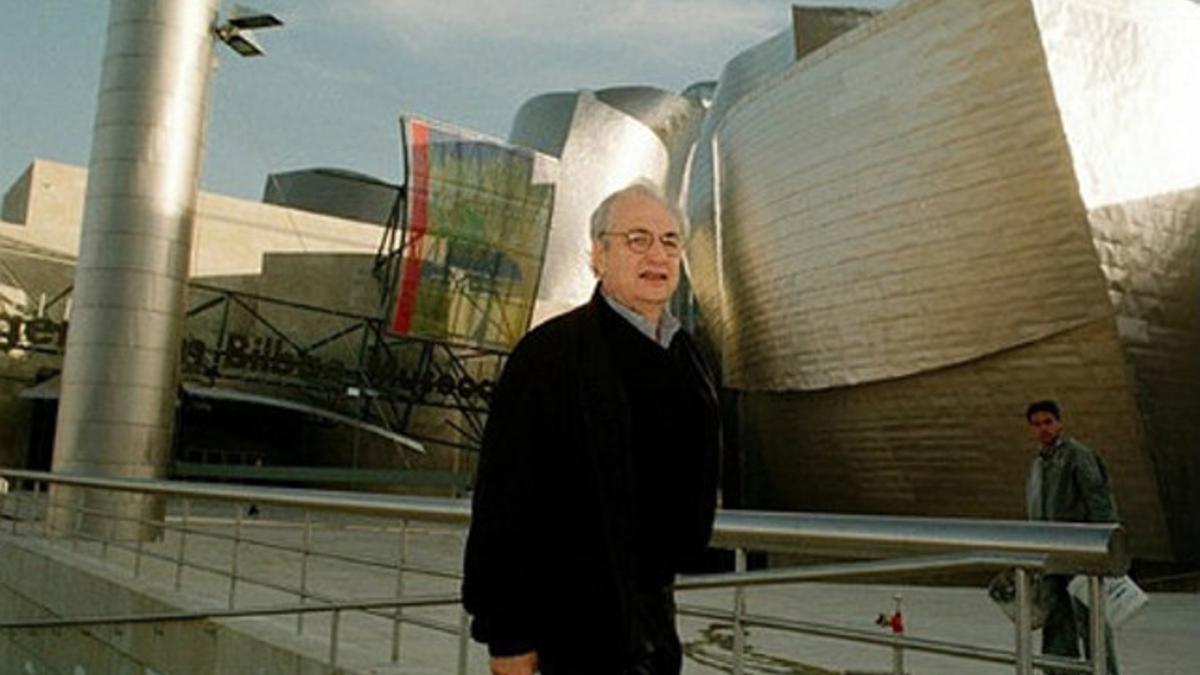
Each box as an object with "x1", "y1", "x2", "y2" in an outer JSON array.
[
  {"x1": 0, "y1": 159, "x2": 383, "y2": 280},
  {"x1": 0, "y1": 538, "x2": 338, "y2": 674}
]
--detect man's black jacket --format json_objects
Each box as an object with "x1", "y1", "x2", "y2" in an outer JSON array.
[{"x1": 462, "y1": 291, "x2": 720, "y2": 664}]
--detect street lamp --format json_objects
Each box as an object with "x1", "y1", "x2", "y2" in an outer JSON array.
[{"x1": 215, "y1": 4, "x2": 283, "y2": 57}]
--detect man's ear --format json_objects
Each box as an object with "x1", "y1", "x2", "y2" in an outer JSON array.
[{"x1": 590, "y1": 241, "x2": 605, "y2": 278}]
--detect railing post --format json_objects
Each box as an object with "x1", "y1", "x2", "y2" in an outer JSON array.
[
  {"x1": 298, "y1": 509, "x2": 312, "y2": 635},
  {"x1": 134, "y1": 534, "x2": 144, "y2": 578},
  {"x1": 457, "y1": 527, "x2": 471, "y2": 675},
  {"x1": 101, "y1": 502, "x2": 109, "y2": 561},
  {"x1": 228, "y1": 504, "x2": 242, "y2": 609},
  {"x1": 1089, "y1": 575, "x2": 1107, "y2": 675},
  {"x1": 131, "y1": 493, "x2": 144, "y2": 578},
  {"x1": 733, "y1": 547, "x2": 747, "y2": 675},
  {"x1": 40, "y1": 481, "x2": 51, "y2": 539},
  {"x1": 11, "y1": 479, "x2": 22, "y2": 535},
  {"x1": 28, "y1": 481, "x2": 39, "y2": 537},
  {"x1": 457, "y1": 605, "x2": 470, "y2": 675},
  {"x1": 1014, "y1": 567, "x2": 1034, "y2": 675},
  {"x1": 391, "y1": 519, "x2": 408, "y2": 662},
  {"x1": 892, "y1": 593, "x2": 905, "y2": 675},
  {"x1": 329, "y1": 608, "x2": 341, "y2": 667},
  {"x1": 174, "y1": 498, "x2": 190, "y2": 591}
]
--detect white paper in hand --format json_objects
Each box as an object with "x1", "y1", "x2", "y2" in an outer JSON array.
[{"x1": 1068, "y1": 575, "x2": 1148, "y2": 628}]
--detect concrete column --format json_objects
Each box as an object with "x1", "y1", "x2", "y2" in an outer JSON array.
[{"x1": 49, "y1": 0, "x2": 218, "y2": 540}]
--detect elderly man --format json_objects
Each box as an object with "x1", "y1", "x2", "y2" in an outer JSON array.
[
  {"x1": 463, "y1": 182, "x2": 720, "y2": 675},
  {"x1": 1025, "y1": 400, "x2": 1119, "y2": 674}
]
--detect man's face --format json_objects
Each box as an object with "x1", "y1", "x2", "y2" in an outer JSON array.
[
  {"x1": 1028, "y1": 411, "x2": 1062, "y2": 448},
  {"x1": 591, "y1": 194, "x2": 682, "y2": 318}
]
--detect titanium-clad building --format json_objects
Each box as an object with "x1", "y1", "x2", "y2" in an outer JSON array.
[
  {"x1": 1, "y1": 0, "x2": 1196, "y2": 567},
  {"x1": 508, "y1": 86, "x2": 706, "y2": 322},
  {"x1": 262, "y1": 168, "x2": 401, "y2": 227},
  {"x1": 0, "y1": 160, "x2": 478, "y2": 496},
  {"x1": 687, "y1": 0, "x2": 1200, "y2": 562}
]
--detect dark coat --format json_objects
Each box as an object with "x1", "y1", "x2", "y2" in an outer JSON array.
[
  {"x1": 1026, "y1": 435, "x2": 1117, "y2": 524},
  {"x1": 462, "y1": 291, "x2": 720, "y2": 664}
]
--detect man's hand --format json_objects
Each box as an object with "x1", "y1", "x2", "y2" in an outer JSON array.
[{"x1": 490, "y1": 651, "x2": 538, "y2": 675}]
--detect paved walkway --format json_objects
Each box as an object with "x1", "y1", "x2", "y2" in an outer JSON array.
[
  {"x1": 5, "y1": 500, "x2": 1198, "y2": 674},
  {"x1": 678, "y1": 582, "x2": 1199, "y2": 675}
]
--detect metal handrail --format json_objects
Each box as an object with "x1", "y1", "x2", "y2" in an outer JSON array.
[
  {"x1": 0, "y1": 467, "x2": 1124, "y2": 675},
  {"x1": 712, "y1": 509, "x2": 1126, "y2": 576},
  {"x1": 0, "y1": 468, "x2": 1126, "y2": 575},
  {"x1": 675, "y1": 551, "x2": 1050, "y2": 590},
  {"x1": 0, "y1": 589, "x2": 462, "y2": 669},
  {"x1": 677, "y1": 603, "x2": 1092, "y2": 674},
  {"x1": 0, "y1": 593, "x2": 460, "y2": 631},
  {"x1": 1, "y1": 479, "x2": 471, "y2": 670},
  {"x1": 6, "y1": 469, "x2": 470, "y2": 522}
]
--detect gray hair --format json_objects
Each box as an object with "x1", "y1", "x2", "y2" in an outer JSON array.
[{"x1": 588, "y1": 181, "x2": 687, "y2": 241}]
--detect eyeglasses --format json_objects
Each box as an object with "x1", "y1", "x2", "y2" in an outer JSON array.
[{"x1": 600, "y1": 228, "x2": 682, "y2": 257}]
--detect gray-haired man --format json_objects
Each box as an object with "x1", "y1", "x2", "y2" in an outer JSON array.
[{"x1": 463, "y1": 183, "x2": 720, "y2": 674}]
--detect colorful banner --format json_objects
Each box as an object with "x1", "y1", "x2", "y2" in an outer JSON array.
[{"x1": 388, "y1": 117, "x2": 554, "y2": 349}]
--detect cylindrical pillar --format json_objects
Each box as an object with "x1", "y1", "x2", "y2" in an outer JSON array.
[{"x1": 49, "y1": 0, "x2": 218, "y2": 540}]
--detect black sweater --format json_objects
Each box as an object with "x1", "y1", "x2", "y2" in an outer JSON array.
[
  {"x1": 596, "y1": 299, "x2": 715, "y2": 590},
  {"x1": 462, "y1": 289, "x2": 720, "y2": 664}
]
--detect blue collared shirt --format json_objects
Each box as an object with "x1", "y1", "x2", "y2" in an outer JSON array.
[{"x1": 600, "y1": 289, "x2": 681, "y2": 349}]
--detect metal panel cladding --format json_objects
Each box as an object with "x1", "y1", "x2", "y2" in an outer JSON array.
[
  {"x1": 714, "y1": 0, "x2": 1115, "y2": 391},
  {"x1": 685, "y1": 26, "x2": 796, "y2": 353},
  {"x1": 509, "y1": 88, "x2": 704, "y2": 322},
  {"x1": 704, "y1": 0, "x2": 1198, "y2": 560},
  {"x1": 686, "y1": 8, "x2": 874, "y2": 360},
  {"x1": 50, "y1": 0, "x2": 218, "y2": 539},
  {"x1": 1034, "y1": 0, "x2": 1200, "y2": 561}
]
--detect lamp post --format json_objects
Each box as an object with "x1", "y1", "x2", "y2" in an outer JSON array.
[{"x1": 48, "y1": 0, "x2": 281, "y2": 540}]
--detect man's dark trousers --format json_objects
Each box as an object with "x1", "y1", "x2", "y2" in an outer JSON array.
[
  {"x1": 1042, "y1": 576, "x2": 1119, "y2": 675},
  {"x1": 538, "y1": 589, "x2": 682, "y2": 675}
]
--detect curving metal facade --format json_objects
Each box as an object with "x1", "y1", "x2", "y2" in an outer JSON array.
[
  {"x1": 49, "y1": 0, "x2": 218, "y2": 539},
  {"x1": 690, "y1": 0, "x2": 1199, "y2": 561},
  {"x1": 685, "y1": 25, "x2": 798, "y2": 351},
  {"x1": 508, "y1": 87, "x2": 705, "y2": 322},
  {"x1": 16, "y1": 0, "x2": 1193, "y2": 563},
  {"x1": 685, "y1": 9, "x2": 876, "y2": 353},
  {"x1": 262, "y1": 168, "x2": 400, "y2": 227}
]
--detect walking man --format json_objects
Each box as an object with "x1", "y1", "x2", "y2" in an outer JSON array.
[
  {"x1": 1025, "y1": 399, "x2": 1119, "y2": 674},
  {"x1": 463, "y1": 182, "x2": 720, "y2": 675}
]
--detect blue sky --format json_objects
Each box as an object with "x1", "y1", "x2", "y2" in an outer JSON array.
[{"x1": 0, "y1": 1, "x2": 896, "y2": 201}]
